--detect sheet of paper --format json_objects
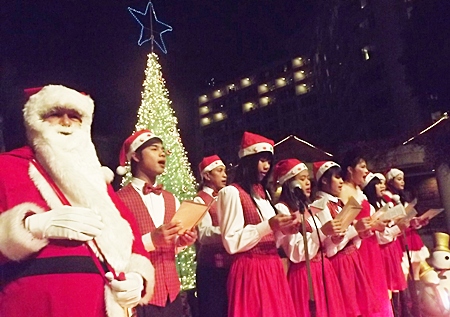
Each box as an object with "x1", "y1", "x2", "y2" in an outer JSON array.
[
  {"x1": 335, "y1": 196, "x2": 362, "y2": 230},
  {"x1": 372, "y1": 204, "x2": 390, "y2": 221},
  {"x1": 379, "y1": 204, "x2": 406, "y2": 222},
  {"x1": 419, "y1": 208, "x2": 444, "y2": 220},
  {"x1": 171, "y1": 200, "x2": 213, "y2": 234},
  {"x1": 395, "y1": 207, "x2": 418, "y2": 227}
]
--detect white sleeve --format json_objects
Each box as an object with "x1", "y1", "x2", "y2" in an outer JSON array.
[
  {"x1": 194, "y1": 196, "x2": 222, "y2": 245},
  {"x1": 376, "y1": 225, "x2": 401, "y2": 245},
  {"x1": 275, "y1": 203, "x2": 321, "y2": 263},
  {"x1": 217, "y1": 186, "x2": 272, "y2": 254}
]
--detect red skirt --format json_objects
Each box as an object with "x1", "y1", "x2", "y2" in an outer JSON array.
[
  {"x1": 358, "y1": 235, "x2": 394, "y2": 317},
  {"x1": 227, "y1": 253, "x2": 295, "y2": 317},
  {"x1": 288, "y1": 255, "x2": 347, "y2": 317},
  {"x1": 380, "y1": 240, "x2": 407, "y2": 291},
  {"x1": 329, "y1": 244, "x2": 380, "y2": 317},
  {"x1": 398, "y1": 229, "x2": 430, "y2": 264}
]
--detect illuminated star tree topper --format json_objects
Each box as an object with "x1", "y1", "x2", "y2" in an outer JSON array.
[{"x1": 128, "y1": 1, "x2": 173, "y2": 54}]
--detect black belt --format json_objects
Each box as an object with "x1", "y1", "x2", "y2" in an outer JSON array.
[{"x1": 0, "y1": 256, "x2": 101, "y2": 285}]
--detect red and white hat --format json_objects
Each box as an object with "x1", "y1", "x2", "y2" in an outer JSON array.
[
  {"x1": 116, "y1": 129, "x2": 162, "y2": 175},
  {"x1": 238, "y1": 131, "x2": 274, "y2": 158},
  {"x1": 374, "y1": 172, "x2": 386, "y2": 182},
  {"x1": 385, "y1": 168, "x2": 404, "y2": 181},
  {"x1": 313, "y1": 161, "x2": 340, "y2": 182},
  {"x1": 361, "y1": 172, "x2": 377, "y2": 189},
  {"x1": 199, "y1": 155, "x2": 225, "y2": 177},
  {"x1": 23, "y1": 85, "x2": 94, "y2": 139},
  {"x1": 273, "y1": 159, "x2": 308, "y2": 185}
]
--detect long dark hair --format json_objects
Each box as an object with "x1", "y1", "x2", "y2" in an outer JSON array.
[
  {"x1": 340, "y1": 148, "x2": 367, "y2": 181},
  {"x1": 278, "y1": 180, "x2": 310, "y2": 211},
  {"x1": 233, "y1": 151, "x2": 273, "y2": 195},
  {"x1": 363, "y1": 177, "x2": 381, "y2": 208},
  {"x1": 317, "y1": 165, "x2": 342, "y2": 193}
]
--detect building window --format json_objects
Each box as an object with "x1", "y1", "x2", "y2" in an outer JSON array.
[
  {"x1": 200, "y1": 117, "x2": 212, "y2": 126},
  {"x1": 213, "y1": 89, "x2": 223, "y2": 98},
  {"x1": 241, "y1": 78, "x2": 252, "y2": 88},
  {"x1": 361, "y1": 46, "x2": 373, "y2": 60},
  {"x1": 275, "y1": 78, "x2": 287, "y2": 88},
  {"x1": 214, "y1": 112, "x2": 227, "y2": 122},
  {"x1": 227, "y1": 84, "x2": 236, "y2": 93},
  {"x1": 258, "y1": 84, "x2": 269, "y2": 94},
  {"x1": 259, "y1": 96, "x2": 271, "y2": 107},
  {"x1": 295, "y1": 84, "x2": 309, "y2": 95},
  {"x1": 292, "y1": 57, "x2": 304, "y2": 68},
  {"x1": 242, "y1": 102, "x2": 256, "y2": 113},
  {"x1": 198, "y1": 95, "x2": 208, "y2": 104},
  {"x1": 199, "y1": 105, "x2": 210, "y2": 115},
  {"x1": 294, "y1": 70, "x2": 306, "y2": 81}
]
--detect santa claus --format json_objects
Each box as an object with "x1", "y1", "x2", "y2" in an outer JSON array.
[{"x1": 0, "y1": 85, "x2": 155, "y2": 317}]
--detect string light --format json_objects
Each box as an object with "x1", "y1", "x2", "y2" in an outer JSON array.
[{"x1": 123, "y1": 52, "x2": 198, "y2": 290}]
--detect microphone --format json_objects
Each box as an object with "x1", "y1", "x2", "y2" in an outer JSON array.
[{"x1": 289, "y1": 180, "x2": 308, "y2": 205}]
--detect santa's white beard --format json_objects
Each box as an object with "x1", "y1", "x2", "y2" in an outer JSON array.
[{"x1": 31, "y1": 124, "x2": 134, "y2": 271}]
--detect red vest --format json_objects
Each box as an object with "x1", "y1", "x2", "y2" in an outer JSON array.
[
  {"x1": 232, "y1": 184, "x2": 278, "y2": 256},
  {"x1": 117, "y1": 184, "x2": 180, "y2": 307},
  {"x1": 196, "y1": 190, "x2": 233, "y2": 268}
]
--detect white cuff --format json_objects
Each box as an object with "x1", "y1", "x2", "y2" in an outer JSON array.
[
  {"x1": 256, "y1": 220, "x2": 272, "y2": 237},
  {"x1": 142, "y1": 233, "x2": 155, "y2": 252}
]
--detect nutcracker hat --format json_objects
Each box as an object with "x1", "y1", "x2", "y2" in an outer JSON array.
[
  {"x1": 116, "y1": 129, "x2": 162, "y2": 175},
  {"x1": 361, "y1": 172, "x2": 378, "y2": 189},
  {"x1": 23, "y1": 85, "x2": 94, "y2": 138},
  {"x1": 374, "y1": 172, "x2": 386, "y2": 183},
  {"x1": 238, "y1": 131, "x2": 274, "y2": 158},
  {"x1": 385, "y1": 168, "x2": 404, "y2": 181},
  {"x1": 313, "y1": 161, "x2": 340, "y2": 182},
  {"x1": 433, "y1": 232, "x2": 450, "y2": 252},
  {"x1": 199, "y1": 155, "x2": 225, "y2": 177},
  {"x1": 273, "y1": 159, "x2": 308, "y2": 185}
]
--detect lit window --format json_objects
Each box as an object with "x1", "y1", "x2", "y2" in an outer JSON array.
[
  {"x1": 213, "y1": 90, "x2": 222, "y2": 98},
  {"x1": 241, "y1": 78, "x2": 252, "y2": 87},
  {"x1": 295, "y1": 84, "x2": 309, "y2": 95},
  {"x1": 227, "y1": 84, "x2": 236, "y2": 92},
  {"x1": 258, "y1": 84, "x2": 269, "y2": 94},
  {"x1": 199, "y1": 106, "x2": 210, "y2": 115},
  {"x1": 200, "y1": 117, "x2": 211, "y2": 126},
  {"x1": 294, "y1": 70, "x2": 306, "y2": 81},
  {"x1": 361, "y1": 0, "x2": 367, "y2": 9},
  {"x1": 242, "y1": 102, "x2": 255, "y2": 113},
  {"x1": 276, "y1": 78, "x2": 286, "y2": 88},
  {"x1": 292, "y1": 57, "x2": 304, "y2": 68},
  {"x1": 198, "y1": 95, "x2": 208, "y2": 104},
  {"x1": 361, "y1": 46, "x2": 372, "y2": 60},
  {"x1": 214, "y1": 112, "x2": 227, "y2": 121},
  {"x1": 259, "y1": 97, "x2": 270, "y2": 107}
]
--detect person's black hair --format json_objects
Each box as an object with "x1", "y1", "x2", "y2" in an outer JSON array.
[
  {"x1": 317, "y1": 165, "x2": 342, "y2": 192},
  {"x1": 363, "y1": 177, "x2": 381, "y2": 208},
  {"x1": 233, "y1": 151, "x2": 273, "y2": 195},
  {"x1": 340, "y1": 148, "x2": 367, "y2": 181}
]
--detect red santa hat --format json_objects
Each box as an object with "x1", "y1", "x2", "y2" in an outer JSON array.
[
  {"x1": 238, "y1": 131, "x2": 274, "y2": 158},
  {"x1": 23, "y1": 85, "x2": 94, "y2": 137},
  {"x1": 313, "y1": 161, "x2": 340, "y2": 182},
  {"x1": 385, "y1": 168, "x2": 404, "y2": 181},
  {"x1": 374, "y1": 172, "x2": 386, "y2": 183},
  {"x1": 199, "y1": 155, "x2": 225, "y2": 177},
  {"x1": 273, "y1": 159, "x2": 308, "y2": 185},
  {"x1": 116, "y1": 130, "x2": 162, "y2": 175}
]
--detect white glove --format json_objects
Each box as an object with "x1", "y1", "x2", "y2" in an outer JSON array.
[
  {"x1": 25, "y1": 205, "x2": 104, "y2": 241},
  {"x1": 105, "y1": 272, "x2": 144, "y2": 308}
]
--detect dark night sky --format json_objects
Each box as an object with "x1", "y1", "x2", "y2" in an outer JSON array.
[{"x1": 0, "y1": 0, "x2": 315, "y2": 165}]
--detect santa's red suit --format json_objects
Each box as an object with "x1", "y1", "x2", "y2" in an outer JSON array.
[{"x1": 0, "y1": 85, "x2": 154, "y2": 317}]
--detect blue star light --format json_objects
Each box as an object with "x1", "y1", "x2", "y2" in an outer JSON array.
[{"x1": 128, "y1": 1, "x2": 173, "y2": 54}]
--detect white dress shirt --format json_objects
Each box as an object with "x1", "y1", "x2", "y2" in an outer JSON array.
[{"x1": 193, "y1": 186, "x2": 222, "y2": 245}]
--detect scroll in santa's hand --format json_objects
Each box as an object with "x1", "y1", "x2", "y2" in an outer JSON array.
[
  {"x1": 419, "y1": 208, "x2": 444, "y2": 221},
  {"x1": 335, "y1": 196, "x2": 363, "y2": 230},
  {"x1": 171, "y1": 200, "x2": 213, "y2": 234},
  {"x1": 378, "y1": 204, "x2": 406, "y2": 222}
]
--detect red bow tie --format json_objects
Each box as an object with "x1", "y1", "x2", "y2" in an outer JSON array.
[
  {"x1": 143, "y1": 183, "x2": 163, "y2": 195},
  {"x1": 212, "y1": 191, "x2": 219, "y2": 198}
]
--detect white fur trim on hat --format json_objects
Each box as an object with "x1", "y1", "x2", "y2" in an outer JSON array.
[
  {"x1": 374, "y1": 173, "x2": 386, "y2": 182},
  {"x1": 386, "y1": 168, "x2": 404, "y2": 181},
  {"x1": 127, "y1": 132, "x2": 160, "y2": 162},
  {"x1": 361, "y1": 172, "x2": 376, "y2": 189},
  {"x1": 238, "y1": 142, "x2": 274, "y2": 158},
  {"x1": 315, "y1": 161, "x2": 340, "y2": 182},
  {"x1": 202, "y1": 160, "x2": 225, "y2": 174},
  {"x1": 278, "y1": 162, "x2": 308, "y2": 185}
]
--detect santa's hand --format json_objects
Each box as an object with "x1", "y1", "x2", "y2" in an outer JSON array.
[
  {"x1": 25, "y1": 206, "x2": 104, "y2": 241},
  {"x1": 105, "y1": 272, "x2": 144, "y2": 308}
]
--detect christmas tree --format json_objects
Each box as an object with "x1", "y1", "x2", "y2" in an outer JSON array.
[{"x1": 126, "y1": 52, "x2": 198, "y2": 291}]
